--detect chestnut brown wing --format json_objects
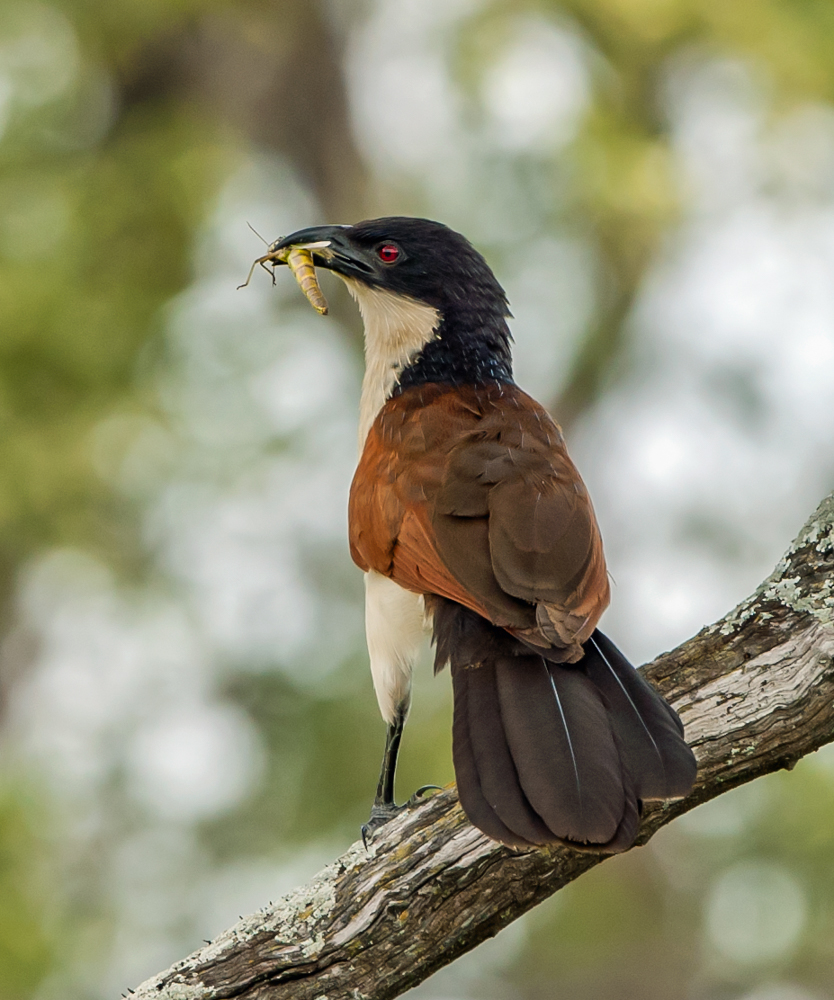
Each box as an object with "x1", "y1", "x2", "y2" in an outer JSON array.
[
  {"x1": 349, "y1": 383, "x2": 610, "y2": 651},
  {"x1": 349, "y1": 384, "x2": 519, "y2": 624}
]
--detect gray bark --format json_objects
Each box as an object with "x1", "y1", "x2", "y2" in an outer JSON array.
[{"x1": 132, "y1": 493, "x2": 834, "y2": 1000}]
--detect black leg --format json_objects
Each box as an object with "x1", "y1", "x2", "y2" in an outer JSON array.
[
  {"x1": 377, "y1": 712, "x2": 404, "y2": 807},
  {"x1": 362, "y1": 709, "x2": 405, "y2": 846},
  {"x1": 361, "y1": 709, "x2": 444, "y2": 848}
]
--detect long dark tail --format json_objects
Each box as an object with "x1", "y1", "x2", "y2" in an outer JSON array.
[{"x1": 432, "y1": 600, "x2": 697, "y2": 852}]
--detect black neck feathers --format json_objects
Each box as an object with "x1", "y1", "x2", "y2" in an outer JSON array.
[{"x1": 396, "y1": 306, "x2": 514, "y2": 391}]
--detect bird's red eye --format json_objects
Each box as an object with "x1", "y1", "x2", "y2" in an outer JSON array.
[{"x1": 378, "y1": 244, "x2": 400, "y2": 263}]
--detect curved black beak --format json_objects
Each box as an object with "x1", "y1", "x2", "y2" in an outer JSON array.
[{"x1": 271, "y1": 225, "x2": 375, "y2": 280}]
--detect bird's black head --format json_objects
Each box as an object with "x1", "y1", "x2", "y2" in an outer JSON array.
[
  {"x1": 273, "y1": 217, "x2": 509, "y2": 321},
  {"x1": 272, "y1": 217, "x2": 514, "y2": 388}
]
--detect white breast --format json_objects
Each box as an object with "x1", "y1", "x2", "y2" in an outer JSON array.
[{"x1": 340, "y1": 279, "x2": 440, "y2": 449}]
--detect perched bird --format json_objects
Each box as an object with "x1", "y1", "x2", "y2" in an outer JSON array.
[{"x1": 270, "y1": 217, "x2": 697, "y2": 852}]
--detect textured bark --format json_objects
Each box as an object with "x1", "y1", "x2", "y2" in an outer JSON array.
[{"x1": 133, "y1": 494, "x2": 834, "y2": 1000}]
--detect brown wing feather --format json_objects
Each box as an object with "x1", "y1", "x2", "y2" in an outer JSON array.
[
  {"x1": 350, "y1": 392, "x2": 504, "y2": 622},
  {"x1": 348, "y1": 383, "x2": 610, "y2": 654}
]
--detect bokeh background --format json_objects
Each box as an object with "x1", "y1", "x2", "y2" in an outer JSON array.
[{"x1": 1, "y1": 0, "x2": 834, "y2": 997}]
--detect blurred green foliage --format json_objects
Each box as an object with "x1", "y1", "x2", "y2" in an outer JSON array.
[
  {"x1": 0, "y1": 0, "x2": 833, "y2": 998},
  {"x1": 0, "y1": 27, "x2": 229, "y2": 587},
  {"x1": 0, "y1": 783, "x2": 59, "y2": 998}
]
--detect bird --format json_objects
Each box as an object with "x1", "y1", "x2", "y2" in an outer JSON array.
[{"x1": 269, "y1": 216, "x2": 697, "y2": 852}]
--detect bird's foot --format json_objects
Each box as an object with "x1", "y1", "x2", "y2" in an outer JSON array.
[
  {"x1": 361, "y1": 801, "x2": 404, "y2": 848},
  {"x1": 361, "y1": 787, "x2": 443, "y2": 848}
]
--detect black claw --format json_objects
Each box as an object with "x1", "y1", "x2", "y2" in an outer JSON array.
[
  {"x1": 361, "y1": 801, "x2": 405, "y2": 848},
  {"x1": 409, "y1": 784, "x2": 442, "y2": 804}
]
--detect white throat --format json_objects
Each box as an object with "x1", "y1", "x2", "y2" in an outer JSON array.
[{"x1": 342, "y1": 279, "x2": 440, "y2": 449}]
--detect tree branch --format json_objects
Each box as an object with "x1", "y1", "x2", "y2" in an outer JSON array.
[{"x1": 132, "y1": 494, "x2": 834, "y2": 1000}]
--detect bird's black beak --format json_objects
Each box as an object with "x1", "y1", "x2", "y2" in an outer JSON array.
[{"x1": 270, "y1": 225, "x2": 374, "y2": 281}]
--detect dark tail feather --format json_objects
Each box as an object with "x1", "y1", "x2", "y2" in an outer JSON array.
[
  {"x1": 451, "y1": 663, "x2": 532, "y2": 847},
  {"x1": 451, "y1": 652, "x2": 641, "y2": 852},
  {"x1": 494, "y1": 655, "x2": 627, "y2": 845},
  {"x1": 439, "y1": 600, "x2": 696, "y2": 853},
  {"x1": 582, "y1": 630, "x2": 697, "y2": 801},
  {"x1": 461, "y1": 659, "x2": 555, "y2": 844}
]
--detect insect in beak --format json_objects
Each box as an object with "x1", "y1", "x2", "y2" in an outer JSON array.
[{"x1": 237, "y1": 240, "x2": 331, "y2": 316}]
